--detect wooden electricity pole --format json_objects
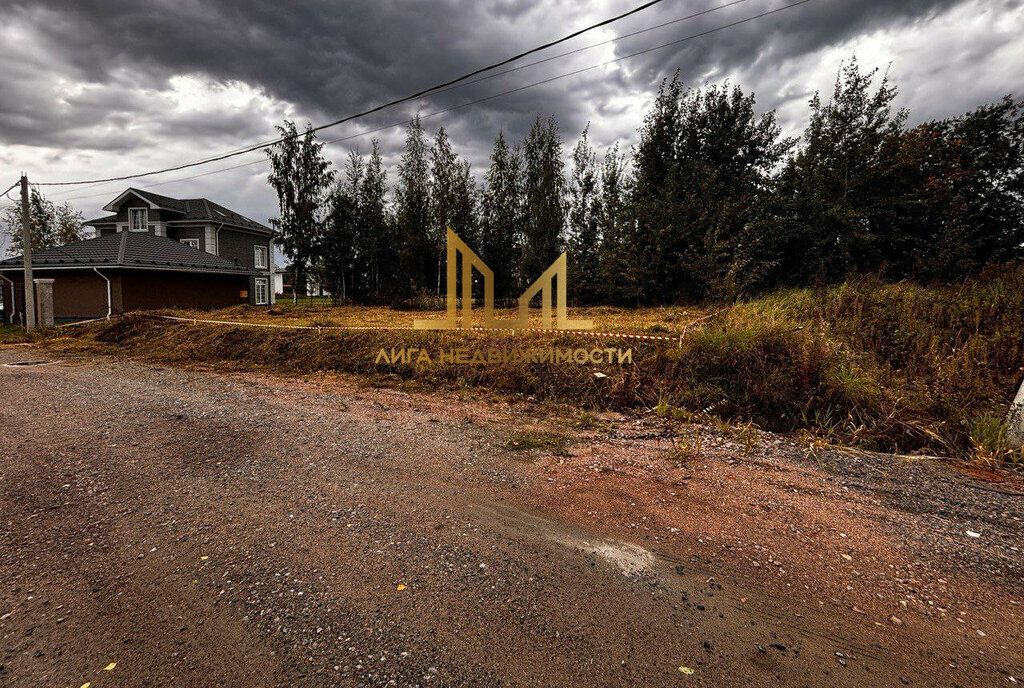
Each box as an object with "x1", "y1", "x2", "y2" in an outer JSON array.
[{"x1": 20, "y1": 174, "x2": 35, "y2": 331}]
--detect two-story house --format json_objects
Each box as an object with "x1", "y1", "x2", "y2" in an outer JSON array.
[{"x1": 0, "y1": 188, "x2": 276, "y2": 322}]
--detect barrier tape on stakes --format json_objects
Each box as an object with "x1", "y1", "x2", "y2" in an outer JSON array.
[
  {"x1": 137, "y1": 312, "x2": 722, "y2": 344},
  {"x1": 55, "y1": 317, "x2": 111, "y2": 328}
]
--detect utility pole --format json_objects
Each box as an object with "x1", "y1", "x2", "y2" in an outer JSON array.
[{"x1": 20, "y1": 174, "x2": 35, "y2": 331}]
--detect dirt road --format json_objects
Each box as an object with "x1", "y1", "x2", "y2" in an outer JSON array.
[{"x1": 1, "y1": 348, "x2": 1021, "y2": 687}]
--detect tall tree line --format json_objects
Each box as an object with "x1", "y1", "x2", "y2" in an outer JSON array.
[{"x1": 267, "y1": 57, "x2": 1024, "y2": 306}]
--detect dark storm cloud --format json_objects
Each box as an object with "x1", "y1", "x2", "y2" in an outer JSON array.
[
  {"x1": 609, "y1": 0, "x2": 965, "y2": 84},
  {"x1": 1, "y1": 0, "x2": 980, "y2": 148},
  {"x1": 1, "y1": 0, "x2": 1022, "y2": 239}
]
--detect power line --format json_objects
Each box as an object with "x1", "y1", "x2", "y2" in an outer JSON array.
[
  {"x1": 425, "y1": 0, "x2": 754, "y2": 98},
  {"x1": 54, "y1": 0, "x2": 815, "y2": 204},
  {"x1": 36, "y1": 0, "x2": 677, "y2": 187},
  {"x1": 48, "y1": 0, "x2": 755, "y2": 202}
]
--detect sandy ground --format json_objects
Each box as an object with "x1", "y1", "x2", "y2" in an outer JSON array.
[{"x1": 0, "y1": 347, "x2": 1021, "y2": 687}]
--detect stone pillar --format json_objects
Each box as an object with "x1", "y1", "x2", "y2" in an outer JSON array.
[{"x1": 33, "y1": 278, "x2": 55, "y2": 328}]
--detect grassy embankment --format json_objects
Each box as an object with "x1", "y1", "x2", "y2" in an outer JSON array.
[
  {"x1": 0, "y1": 324, "x2": 33, "y2": 344},
  {"x1": 49, "y1": 266, "x2": 1024, "y2": 466}
]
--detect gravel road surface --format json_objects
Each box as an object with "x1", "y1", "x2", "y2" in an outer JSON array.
[{"x1": 1, "y1": 348, "x2": 1021, "y2": 687}]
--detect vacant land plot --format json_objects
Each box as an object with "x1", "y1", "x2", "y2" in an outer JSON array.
[{"x1": 52, "y1": 269, "x2": 1024, "y2": 466}]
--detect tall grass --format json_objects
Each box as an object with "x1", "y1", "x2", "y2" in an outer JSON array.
[{"x1": 763, "y1": 267, "x2": 1024, "y2": 460}]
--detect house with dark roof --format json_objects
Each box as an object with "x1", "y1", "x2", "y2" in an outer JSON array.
[{"x1": 0, "y1": 188, "x2": 275, "y2": 322}]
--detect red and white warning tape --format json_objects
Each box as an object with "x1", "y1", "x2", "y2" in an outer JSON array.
[{"x1": 149, "y1": 314, "x2": 418, "y2": 332}]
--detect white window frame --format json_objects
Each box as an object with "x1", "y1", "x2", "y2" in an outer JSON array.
[
  {"x1": 180, "y1": 238, "x2": 200, "y2": 249},
  {"x1": 254, "y1": 278, "x2": 269, "y2": 306},
  {"x1": 254, "y1": 245, "x2": 268, "y2": 269},
  {"x1": 129, "y1": 207, "x2": 149, "y2": 232}
]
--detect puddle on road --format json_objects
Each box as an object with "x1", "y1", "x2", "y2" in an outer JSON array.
[
  {"x1": 3, "y1": 360, "x2": 58, "y2": 367},
  {"x1": 473, "y1": 500, "x2": 655, "y2": 578},
  {"x1": 552, "y1": 535, "x2": 655, "y2": 577}
]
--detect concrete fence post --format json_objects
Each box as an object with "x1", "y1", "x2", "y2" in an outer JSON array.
[{"x1": 33, "y1": 278, "x2": 55, "y2": 328}]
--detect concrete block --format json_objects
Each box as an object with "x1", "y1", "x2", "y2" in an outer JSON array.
[{"x1": 33, "y1": 278, "x2": 55, "y2": 328}]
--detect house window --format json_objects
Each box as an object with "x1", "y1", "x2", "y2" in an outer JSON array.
[
  {"x1": 254, "y1": 278, "x2": 269, "y2": 306},
  {"x1": 180, "y1": 238, "x2": 200, "y2": 249},
  {"x1": 254, "y1": 245, "x2": 268, "y2": 269},
  {"x1": 129, "y1": 208, "x2": 149, "y2": 232}
]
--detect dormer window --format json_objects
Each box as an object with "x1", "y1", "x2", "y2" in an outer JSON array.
[{"x1": 129, "y1": 207, "x2": 149, "y2": 232}]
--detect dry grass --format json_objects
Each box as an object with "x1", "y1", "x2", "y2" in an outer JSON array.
[
  {"x1": 50, "y1": 265, "x2": 1024, "y2": 467},
  {"x1": 0, "y1": 324, "x2": 34, "y2": 344},
  {"x1": 157, "y1": 302, "x2": 712, "y2": 335}
]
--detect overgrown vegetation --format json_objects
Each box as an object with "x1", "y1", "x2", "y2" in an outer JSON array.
[
  {"x1": 0, "y1": 324, "x2": 33, "y2": 344},
  {"x1": 54, "y1": 266, "x2": 1024, "y2": 467}
]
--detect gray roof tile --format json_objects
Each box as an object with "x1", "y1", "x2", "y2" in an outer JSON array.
[
  {"x1": 84, "y1": 188, "x2": 272, "y2": 234},
  {"x1": 0, "y1": 231, "x2": 254, "y2": 274}
]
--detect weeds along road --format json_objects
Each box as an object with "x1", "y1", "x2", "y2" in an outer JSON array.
[{"x1": 0, "y1": 348, "x2": 1021, "y2": 687}]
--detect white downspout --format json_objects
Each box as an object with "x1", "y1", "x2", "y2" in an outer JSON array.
[
  {"x1": 214, "y1": 222, "x2": 224, "y2": 256},
  {"x1": 92, "y1": 267, "x2": 112, "y2": 319}
]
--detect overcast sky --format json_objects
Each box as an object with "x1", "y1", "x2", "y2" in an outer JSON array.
[{"x1": 2, "y1": 0, "x2": 1023, "y2": 253}]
